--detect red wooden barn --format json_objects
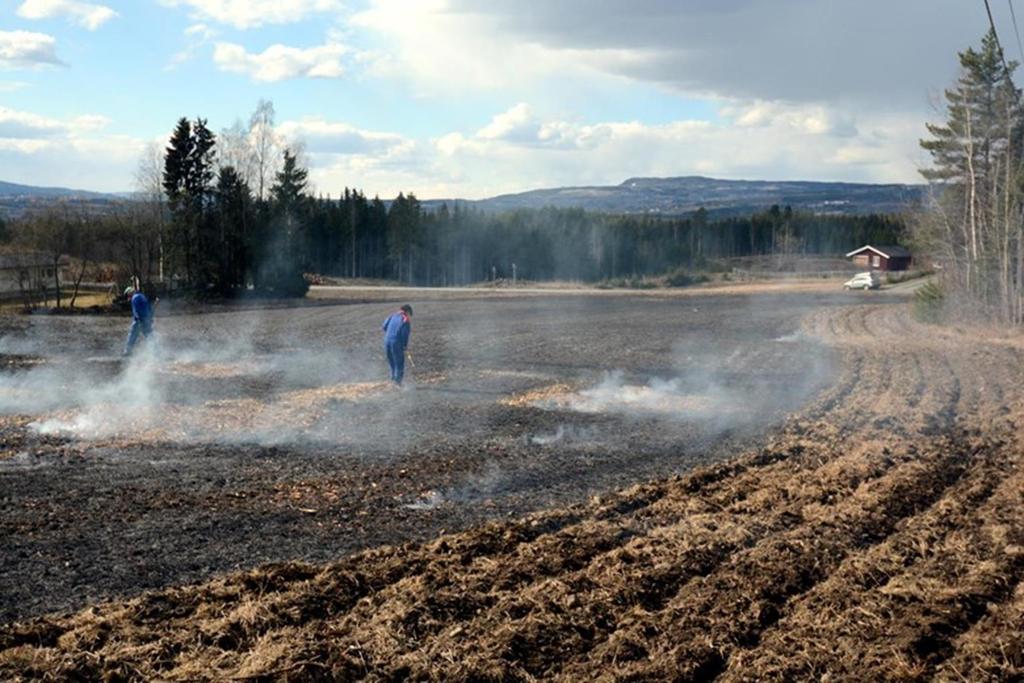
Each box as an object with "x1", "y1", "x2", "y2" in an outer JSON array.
[{"x1": 845, "y1": 245, "x2": 912, "y2": 271}]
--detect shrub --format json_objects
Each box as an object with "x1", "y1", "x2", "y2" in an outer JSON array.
[
  {"x1": 702, "y1": 259, "x2": 731, "y2": 274},
  {"x1": 596, "y1": 276, "x2": 656, "y2": 289},
  {"x1": 664, "y1": 268, "x2": 710, "y2": 288},
  {"x1": 260, "y1": 267, "x2": 310, "y2": 297},
  {"x1": 913, "y1": 280, "x2": 944, "y2": 323}
]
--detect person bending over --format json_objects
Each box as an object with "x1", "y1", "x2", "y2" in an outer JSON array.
[{"x1": 381, "y1": 304, "x2": 412, "y2": 385}]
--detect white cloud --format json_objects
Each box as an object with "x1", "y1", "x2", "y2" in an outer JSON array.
[
  {"x1": 0, "y1": 136, "x2": 145, "y2": 191},
  {"x1": 184, "y1": 23, "x2": 217, "y2": 40},
  {"x1": 477, "y1": 103, "x2": 540, "y2": 142},
  {"x1": 723, "y1": 100, "x2": 858, "y2": 138},
  {"x1": 0, "y1": 101, "x2": 927, "y2": 199},
  {"x1": 330, "y1": 1, "x2": 957, "y2": 194},
  {"x1": 213, "y1": 41, "x2": 347, "y2": 82},
  {"x1": 167, "y1": 23, "x2": 219, "y2": 69},
  {"x1": 273, "y1": 116, "x2": 419, "y2": 196},
  {"x1": 277, "y1": 118, "x2": 410, "y2": 156},
  {"x1": 0, "y1": 139, "x2": 52, "y2": 154},
  {"x1": 321, "y1": 102, "x2": 923, "y2": 200},
  {"x1": 0, "y1": 1, "x2": 961, "y2": 196},
  {"x1": 345, "y1": 0, "x2": 993, "y2": 114},
  {"x1": 16, "y1": 0, "x2": 117, "y2": 31},
  {"x1": 472, "y1": 103, "x2": 614, "y2": 150},
  {"x1": 305, "y1": 145, "x2": 435, "y2": 199},
  {"x1": 0, "y1": 30, "x2": 63, "y2": 69},
  {"x1": 350, "y1": 0, "x2": 582, "y2": 95},
  {"x1": 161, "y1": 0, "x2": 343, "y2": 30},
  {"x1": 431, "y1": 0, "x2": 982, "y2": 106},
  {"x1": 0, "y1": 106, "x2": 109, "y2": 140},
  {"x1": 0, "y1": 106, "x2": 144, "y2": 191},
  {"x1": 69, "y1": 114, "x2": 110, "y2": 131}
]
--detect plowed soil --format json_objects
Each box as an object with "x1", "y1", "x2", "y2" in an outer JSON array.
[{"x1": 2, "y1": 287, "x2": 1023, "y2": 681}]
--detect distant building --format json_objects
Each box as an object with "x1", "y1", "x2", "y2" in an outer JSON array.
[
  {"x1": 845, "y1": 245, "x2": 912, "y2": 272},
  {"x1": 0, "y1": 251, "x2": 69, "y2": 297}
]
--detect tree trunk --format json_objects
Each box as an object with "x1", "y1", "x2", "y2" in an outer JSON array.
[
  {"x1": 52, "y1": 256, "x2": 61, "y2": 309},
  {"x1": 69, "y1": 258, "x2": 89, "y2": 308},
  {"x1": 964, "y1": 95, "x2": 978, "y2": 294},
  {"x1": 350, "y1": 201, "x2": 357, "y2": 278}
]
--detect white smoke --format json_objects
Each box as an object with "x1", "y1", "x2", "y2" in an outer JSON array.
[
  {"x1": 1, "y1": 327, "x2": 384, "y2": 443},
  {"x1": 28, "y1": 341, "x2": 165, "y2": 439},
  {"x1": 402, "y1": 490, "x2": 445, "y2": 510},
  {"x1": 533, "y1": 370, "x2": 732, "y2": 418},
  {"x1": 529, "y1": 419, "x2": 601, "y2": 445}
]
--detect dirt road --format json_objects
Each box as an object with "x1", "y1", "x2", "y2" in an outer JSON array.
[{"x1": 4, "y1": 287, "x2": 1022, "y2": 680}]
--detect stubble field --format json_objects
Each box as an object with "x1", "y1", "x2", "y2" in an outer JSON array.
[{"x1": 1, "y1": 284, "x2": 1022, "y2": 680}]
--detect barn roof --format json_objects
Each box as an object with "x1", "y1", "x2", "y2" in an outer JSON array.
[{"x1": 845, "y1": 244, "x2": 911, "y2": 259}]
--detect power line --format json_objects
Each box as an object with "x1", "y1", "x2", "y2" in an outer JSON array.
[
  {"x1": 1009, "y1": 0, "x2": 1024, "y2": 63},
  {"x1": 983, "y1": 0, "x2": 1012, "y2": 71}
]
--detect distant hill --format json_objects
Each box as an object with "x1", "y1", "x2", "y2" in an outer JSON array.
[
  {"x1": 0, "y1": 180, "x2": 122, "y2": 218},
  {"x1": 0, "y1": 180, "x2": 114, "y2": 200},
  {"x1": 423, "y1": 176, "x2": 925, "y2": 217},
  {"x1": 0, "y1": 175, "x2": 925, "y2": 220}
]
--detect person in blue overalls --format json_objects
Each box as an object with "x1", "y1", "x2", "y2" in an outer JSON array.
[
  {"x1": 381, "y1": 304, "x2": 412, "y2": 385},
  {"x1": 123, "y1": 286, "x2": 154, "y2": 356}
]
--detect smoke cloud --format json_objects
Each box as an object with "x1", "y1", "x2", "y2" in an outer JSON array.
[{"x1": 0, "y1": 291, "x2": 836, "y2": 465}]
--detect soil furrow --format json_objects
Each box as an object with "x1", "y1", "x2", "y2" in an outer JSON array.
[
  {"x1": 789, "y1": 348, "x2": 861, "y2": 422},
  {"x1": 576, "y1": 443, "x2": 973, "y2": 681},
  {"x1": 375, "y1": 439, "x2": 917, "y2": 680},
  {"x1": 935, "y1": 579, "x2": 1024, "y2": 682},
  {"x1": 720, "y1": 442, "x2": 1017, "y2": 680}
]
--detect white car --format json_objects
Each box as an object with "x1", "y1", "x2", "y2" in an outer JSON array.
[{"x1": 844, "y1": 272, "x2": 880, "y2": 290}]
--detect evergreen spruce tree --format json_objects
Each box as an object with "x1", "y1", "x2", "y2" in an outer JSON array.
[
  {"x1": 191, "y1": 119, "x2": 218, "y2": 286},
  {"x1": 214, "y1": 166, "x2": 251, "y2": 291},
  {"x1": 162, "y1": 118, "x2": 196, "y2": 285},
  {"x1": 163, "y1": 118, "x2": 192, "y2": 203},
  {"x1": 261, "y1": 149, "x2": 311, "y2": 296},
  {"x1": 919, "y1": 29, "x2": 1024, "y2": 321}
]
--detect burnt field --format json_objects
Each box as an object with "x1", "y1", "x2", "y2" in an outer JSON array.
[
  {"x1": 2, "y1": 285, "x2": 1024, "y2": 680},
  {"x1": 0, "y1": 289, "x2": 837, "y2": 624}
]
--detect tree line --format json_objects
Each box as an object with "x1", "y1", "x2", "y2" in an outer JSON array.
[
  {"x1": 148, "y1": 101, "x2": 906, "y2": 290},
  {"x1": 1, "y1": 98, "x2": 909, "y2": 302},
  {"x1": 299, "y1": 201, "x2": 904, "y2": 285}
]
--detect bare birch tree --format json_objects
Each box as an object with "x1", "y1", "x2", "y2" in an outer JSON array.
[
  {"x1": 135, "y1": 140, "x2": 167, "y2": 282},
  {"x1": 249, "y1": 99, "x2": 280, "y2": 202}
]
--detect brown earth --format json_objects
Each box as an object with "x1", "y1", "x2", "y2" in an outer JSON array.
[
  {"x1": 2, "y1": 290, "x2": 1023, "y2": 680},
  {"x1": 0, "y1": 290, "x2": 835, "y2": 627}
]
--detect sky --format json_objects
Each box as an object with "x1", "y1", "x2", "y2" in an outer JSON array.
[{"x1": 0, "y1": 0, "x2": 1010, "y2": 198}]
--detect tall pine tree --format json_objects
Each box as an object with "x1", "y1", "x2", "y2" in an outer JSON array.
[
  {"x1": 163, "y1": 118, "x2": 198, "y2": 285},
  {"x1": 259, "y1": 149, "x2": 311, "y2": 296},
  {"x1": 920, "y1": 30, "x2": 1024, "y2": 322}
]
